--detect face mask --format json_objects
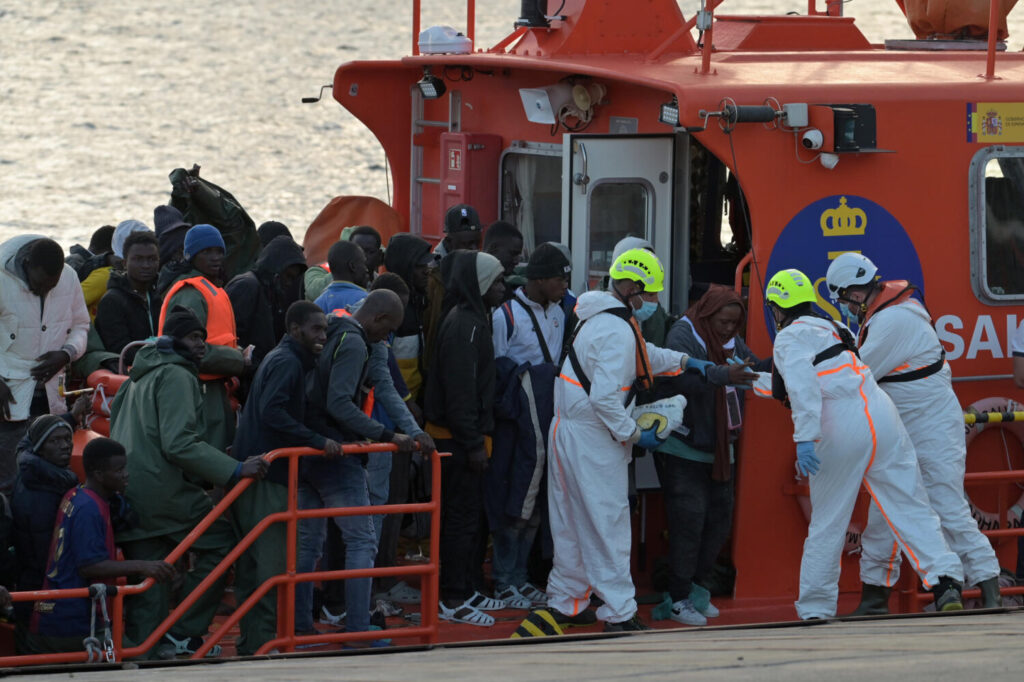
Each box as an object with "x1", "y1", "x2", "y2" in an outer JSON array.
[
  {"x1": 840, "y1": 303, "x2": 859, "y2": 327},
  {"x1": 634, "y1": 300, "x2": 658, "y2": 322}
]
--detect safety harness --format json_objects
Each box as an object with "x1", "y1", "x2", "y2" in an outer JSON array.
[
  {"x1": 859, "y1": 281, "x2": 946, "y2": 384},
  {"x1": 84, "y1": 583, "x2": 116, "y2": 663},
  {"x1": 771, "y1": 315, "x2": 859, "y2": 408},
  {"x1": 562, "y1": 307, "x2": 653, "y2": 404}
]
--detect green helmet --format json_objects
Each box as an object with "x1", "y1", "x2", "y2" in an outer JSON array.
[
  {"x1": 765, "y1": 269, "x2": 817, "y2": 309},
  {"x1": 609, "y1": 248, "x2": 665, "y2": 293}
]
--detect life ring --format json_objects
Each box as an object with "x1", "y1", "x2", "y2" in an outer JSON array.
[
  {"x1": 964, "y1": 396, "x2": 1024, "y2": 532},
  {"x1": 86, "y1": 369, "x2": 129, "y2": 437}
]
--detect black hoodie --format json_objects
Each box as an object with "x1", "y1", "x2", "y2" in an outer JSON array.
[
  {"x1": 384, "y1": 233, "x2": 431, "y2": 399},
  {"x1": 226, "y1": 236, "x2": 307, "y2": 364},
  {"x1": 424, "y1": 252, "x2": 496, "y2": 450},
  {"x1": 94, "y1": 269, "x2": 161, "y2": 364}
]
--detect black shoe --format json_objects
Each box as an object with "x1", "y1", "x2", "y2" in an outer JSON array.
[
  {"x1": 932, "y1": 576, "x2": 964, "y2": 612},
  {"x1": 603, "y1": 613, "x2": 651, "y2": 632},
  {"x1": 849, "y1": 583, "x2": 891, "y2": 616}
]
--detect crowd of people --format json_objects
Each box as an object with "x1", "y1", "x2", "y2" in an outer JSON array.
[{"x1": 0, "y1": 197, "x2": 1010, "y2": 658}]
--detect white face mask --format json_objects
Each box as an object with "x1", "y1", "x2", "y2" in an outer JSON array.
[{"x1": 634, "y1": 300, "x2": 658, "y2": 322}]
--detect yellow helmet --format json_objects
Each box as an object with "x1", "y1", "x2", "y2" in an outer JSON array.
[
  {"x1": 609, "y1": 248, "x2": 665, "y2": 293},
  {"x1": 765, "y1": 269, "x2": 817, "y2": 309}
]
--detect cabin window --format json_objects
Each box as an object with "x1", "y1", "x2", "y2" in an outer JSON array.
[
  {"x1": 500, "y1": 149, "x2": 562, "y2": 251},
  {"x1": 975, "y1": 152, "x2": 1024, "y2": 301},
  {"x1": 586, "y1": 181, "x2": 650, "y2": 287}
]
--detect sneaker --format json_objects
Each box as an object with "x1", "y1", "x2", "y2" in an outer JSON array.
[
  {"x1": 372, "y1": 599, "x2": 404, "y2": 618},
  {"x1": 670, "y1": 599, "x2": 708, "y2": 626},
  {"x1": 518, "y1": 582, "x2": 547, "y2": 606},
  {"x1": 375, "y1": 580, "x2": 422, "y2": 604},
  {"x1": 495, "y1": 585, "x2": 533, "y2": 610},
  {"x1": 603, "y1": 613, "x2": 651, "y2": 632},
  {"x1": 933, "y1": 577, "x2": 964, "y2": 612},
  {"x1": 700, "y1": 601, "x2": 720, "y2": 618},
  {"x1": 157, "y1": 633, "x2": 222, "y2": 659},
  {"x1": 319, "y1": 605, "x2": 346, "y2": 626}
]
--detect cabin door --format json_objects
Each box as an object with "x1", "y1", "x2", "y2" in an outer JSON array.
[{"x1": 562, "y1": 134, "x2": 676, "y2": 307}]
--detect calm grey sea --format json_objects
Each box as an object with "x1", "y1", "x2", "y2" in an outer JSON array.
[{"x1": 1, "y1": 1, "x2": 1021, "y2": 248}]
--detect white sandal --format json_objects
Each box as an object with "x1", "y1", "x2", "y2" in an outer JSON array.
[
  {"x1": 439, "y1": 602, "x2": 495, "y2": 627},
  {"x1": 496, "y1": 586, "x2": 532, "y2": 610},
  {"x1": 465, "y1": 591, "x2": 507, "y2": 611}
]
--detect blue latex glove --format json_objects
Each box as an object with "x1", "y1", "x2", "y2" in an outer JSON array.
[
  {"x1": 685, "y1": 357, "x2": 714, "y2": 376},
  {"x1": 795, "y1": 441, "x2": 820, "y2": 476},
  {"x1": 726, "y1": 355, "x2": 745, "y2": 365},
  {"x1": 636, "y1": 425, "x2": 666, "y2": 450}
]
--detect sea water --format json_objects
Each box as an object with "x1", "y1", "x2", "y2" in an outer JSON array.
[{"x1": 1, "y1": 0, "x2": 1021, "y2": 248}]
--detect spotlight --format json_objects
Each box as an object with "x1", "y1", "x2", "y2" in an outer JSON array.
[
  {"x1": 659, "y1": 96, "x2": 680, "y2": 127},
  {"x1": 416, "y1": 69, "x2": 446, "y2": 99}
]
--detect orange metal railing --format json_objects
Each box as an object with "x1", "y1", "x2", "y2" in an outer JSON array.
[
  {"x1": 3, "y1": 443, "x2": 444, "y2": 666},
  {"x1": 898, "y1": 468, "x2": 1024, "y2": 611}
]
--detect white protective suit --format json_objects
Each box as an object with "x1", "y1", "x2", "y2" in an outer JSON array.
[
  {"x1": 773, "y1": 316, "x2": 962, "y2": 620},
  {"x1": 546, "y1": 291, "x2": 687, "y2": 623},
  {"x1": 857, "y1": 298, "x2": 999, "y2": 587}
]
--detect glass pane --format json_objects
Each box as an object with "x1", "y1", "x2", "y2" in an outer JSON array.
[
  {"x1": 984, "y1": 157, "x2": 1024, "y2": 296},
  {"x1": 587, "y1": 182, "x2": 649, "y2": 288},
  {"x1": 500, "y1": 153, "x2": 562, "y2": 252}
]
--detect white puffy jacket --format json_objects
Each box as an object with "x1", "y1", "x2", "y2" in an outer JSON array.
[{"x1": 0, "y1": 235, "x2": 90, "y2": 420}]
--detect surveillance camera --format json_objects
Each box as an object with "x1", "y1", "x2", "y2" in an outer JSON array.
[
  {"x1": 820, "y1": 152, "x2": 839, "y2": 170},
  {"x1": 801, "y1": 128, "x2": 824, "y2": 150}
]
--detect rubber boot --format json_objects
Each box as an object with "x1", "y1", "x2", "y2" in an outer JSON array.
[
  {"x1": 849, "y1": 583, "x2": 891, "y2": 616},
  {"x1": 978, "y1": 577, "x2": 1001, "y2": 608}
]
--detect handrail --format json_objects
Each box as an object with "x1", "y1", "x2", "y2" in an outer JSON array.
[
  {"x1": 2, "y1": 443, "x2": 444, "y2": 666},
  {"x1": 734, "y1": 250, "x2": 753, "y2": 294}
]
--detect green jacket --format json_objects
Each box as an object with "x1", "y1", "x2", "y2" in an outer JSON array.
[{"x1": 110, "y1": 345, "x2": 239, "y2": 542}]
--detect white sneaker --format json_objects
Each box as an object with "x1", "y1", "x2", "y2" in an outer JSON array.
[
  {"x1": 699, "y1": 601, "x2": 720, "y2": 618},
  {"x1": 670, "y1": 598, "x2": 707, "y2": 626}
]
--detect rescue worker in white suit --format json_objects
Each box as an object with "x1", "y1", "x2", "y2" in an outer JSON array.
[
  {"x1": 826, "y1": 253, "x2": 1001, "y2": 612},
  {"x1": 546, "y1": 248, "x2": 713, "y2": 631},
  {"x1": 765, "y1": 269, "x2": 965, "y2": 619}
]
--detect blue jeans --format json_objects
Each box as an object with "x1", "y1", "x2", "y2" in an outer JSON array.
[
  {"x1": 296, "y1": 455, "x2": 377, "y2": 632},
  {"x1": 490, "y1": 512, "x2": 540, "y2": 591},
  {"x1": 365, "y1": 451, "x2": 392, "y2": 544}
]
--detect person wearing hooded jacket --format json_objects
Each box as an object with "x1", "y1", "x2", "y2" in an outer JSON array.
[
  {"x1": 425, "y1": 251, "x2": 507, "y2": 626},
  {"x1": 383, "y1": 233, "x2": 433, "y2": 403},
  {"x1": 545, "y1": 248, "x2": 707, "y2": 632},
  {"x1": 159, "y1": 224, "x2": 248, "y2": 452},
  {"x1": 110, "y1": 306, "x2": 267, "y2": 658},
  {"x1": 825, "y1": 253, "x2": 1001, "y2": 613},
  {"x1": 0, "y1": 236, "x2": 90, "y2": 499},
  {"x1": 94, "y1": 231, "x2": 161, "y2": 366},
  {"x1": 226, "y1": 234, "x2": 308, "y2": 366},
  {"x1": 765, "y1": 268, "x2": 964, "y2": 620}
]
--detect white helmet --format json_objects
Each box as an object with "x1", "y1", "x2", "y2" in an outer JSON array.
[{"x1": 825, "y1": 252, "x2": 877, "y2": 301}]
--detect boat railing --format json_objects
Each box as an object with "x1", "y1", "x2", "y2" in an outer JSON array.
[{"x1": 1, "y1": 443, "x2": 444, "y2": 666}]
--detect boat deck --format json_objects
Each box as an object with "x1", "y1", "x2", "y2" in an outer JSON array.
[{"x1": 13, "y1": 609, "x2": 1024, "y2": 681}]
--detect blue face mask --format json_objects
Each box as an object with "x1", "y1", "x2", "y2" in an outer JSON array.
[
  {"x1": 634, "y1": 300, "x2": 658, "y2": 322},
  {"x1": 840, "y1": 303, "x2": 859, "y2": 327}
]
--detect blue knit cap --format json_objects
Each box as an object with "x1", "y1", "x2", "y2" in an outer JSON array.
[{"x1": 183, "y1": 224, "x2": 226, "y2": 262}]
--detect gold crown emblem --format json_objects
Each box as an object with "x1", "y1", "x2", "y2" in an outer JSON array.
[{"x1": 820, "y1": 196, "x2": 867, "y2": 237}]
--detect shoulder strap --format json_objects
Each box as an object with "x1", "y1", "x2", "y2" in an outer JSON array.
[
  {"x1": 512, "y1": 297, "x2": 553, "y2": 365},
  {"x1": 878, "y1": 350, "x2": 946, "y2": 383},
  {"x1": 560, "y1": 307, "x2": 646, "y2": 399},
  {"x1": 812, "y1": 316, "x2": 860, "y2": 366},
  {"x1": 500, "y1": 302, "x2": 515, "y2": 342}
]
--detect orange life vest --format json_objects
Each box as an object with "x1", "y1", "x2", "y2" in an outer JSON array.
[
  {"x1": 330, "y1": 307, "x2": 374, "y2": 417},
  {"x1": 158, "y1": 276, "x2": 239, "y2": 380},
  {"x1": 857, "y1": 280, "x2": 918, "y2": 346}
]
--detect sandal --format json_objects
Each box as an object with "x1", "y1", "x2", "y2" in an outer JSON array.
[
  {"x1": 496, "y1": 586, "x2": 533, "y2": 610},
  {"x1": 464, "y1": 591, "x2": 506, "y2": 611},
  {"x1": 439, "y1": 602, "x2": 495, "y2": 627},
  {"x1": 519, "y1": 583, "x2": 547, "y2": 606}
]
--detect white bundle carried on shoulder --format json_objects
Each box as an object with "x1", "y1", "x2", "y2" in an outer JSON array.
[{"x1": 631, "y1": 395, "x2": 687, "y2": 439}]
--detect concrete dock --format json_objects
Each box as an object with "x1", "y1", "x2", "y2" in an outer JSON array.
[{"x1": 13, "y1": 610, "x2": 1024, "y2": 681}]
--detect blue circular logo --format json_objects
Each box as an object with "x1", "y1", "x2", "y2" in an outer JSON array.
[{"x1": 762, "y1": 195, "x2": 923, "y2": 338}]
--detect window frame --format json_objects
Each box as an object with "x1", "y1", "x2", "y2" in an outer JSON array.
[{"x1": 970, "y1": 144, "x2": 1024, "y2": 304}]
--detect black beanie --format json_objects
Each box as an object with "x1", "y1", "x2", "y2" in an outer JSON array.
[
  {"x1": 27, "y1": 415, "x2": 72, "y2": 454},
  {"x1": 162, "y1": 305, "x2": 206, "y2": 341},
  {"x1": 524, "y1": 243, "x2": 572, "y2": 280}
]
